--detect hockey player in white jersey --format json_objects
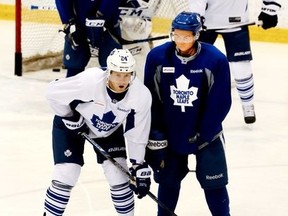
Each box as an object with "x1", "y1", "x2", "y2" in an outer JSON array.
[
  {"x1": 189, "y1": 0, "x2": 281, "y2": 124},
  {"x1": 43, "y1": 49, "x2": 152, "y2": 216}
]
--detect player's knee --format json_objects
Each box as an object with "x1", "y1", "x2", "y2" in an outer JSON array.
[
  {"x1": 52, "y1": 163, "x2": 81, "y2": 186},
  {"x1": 102, "y1": 158, "x2": 129, "y2": 186},
  {"x1": 229, "y1": 61, "x2": 252, "y2": 79}
]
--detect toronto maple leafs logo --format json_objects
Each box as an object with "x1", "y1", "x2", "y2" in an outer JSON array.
[
  {"x1": 170, "y1": 75, "x2": 198, "y2": 112},
  {"x1": 90, "y1": 111, "x2": 118, "y2": 132}
]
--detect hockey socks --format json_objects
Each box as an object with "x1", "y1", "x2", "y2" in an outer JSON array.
[
  {"x1": 44, "y1": 180, "x2": 73, "y2": 216},
  {"x1": 204, "y1": 187, "x2": 230, "y2": 216},
  {"x1": 235, "y1": 74, "x2": 254, "y2": 105},
  {"x1": 110, "y1": 182, "x2": 135, "y2": 216},
  {"x1": 157, "y1": 182, "x2": 181, "y2": 216}
]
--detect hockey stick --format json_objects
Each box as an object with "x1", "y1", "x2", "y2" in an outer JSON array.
[
  {"x1": 79, "y1": 132, "x2": 178, "y2": 216},
  {"x1": 106, "y1": 26, "x2": 169, "y2": 45},
  {"x1": 204, "y1": 21, "x2": 256, "y2": 31},
  {"x1": 117, "y1": 35, "x2": 169, "y2": 45}
]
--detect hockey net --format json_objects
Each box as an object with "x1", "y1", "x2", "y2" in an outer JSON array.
[
  {"x1": 16, "y1": 0, "x2": 288, "y2": 75},
  {"x1": 17, "y1": 0, "x2": 63, "y2": 74}
]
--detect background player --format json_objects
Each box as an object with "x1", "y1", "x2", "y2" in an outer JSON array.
[
  {"x1": 43, "y1": 49, "x2": 152, "y2": 216},
  {"x1": 56, "y1": 0, "x2": 154, "y2": 80},
  {"x1": 144, "y1": 12, "x2": 231, "y2": 216},
  {"x1": 188, "y1": 0, "x2": 281, "y2": 124}
]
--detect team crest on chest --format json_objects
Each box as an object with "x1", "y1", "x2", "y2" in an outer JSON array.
[
  {"x1": 90, "y1": 111, "x2": 118, "y2": 132},
  {"x1": 170, "y1": 75, "x2": 198, "y2": 112}
]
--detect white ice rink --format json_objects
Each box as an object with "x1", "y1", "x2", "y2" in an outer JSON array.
[{"x1": 0, "y1": 20, "x2": 288, "y2": 216}]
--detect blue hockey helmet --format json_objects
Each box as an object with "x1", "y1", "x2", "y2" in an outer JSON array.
[{"x1": 172, "y1": 11, "x2": 202, "y2": 34}]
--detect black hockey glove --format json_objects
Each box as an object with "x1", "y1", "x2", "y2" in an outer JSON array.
[
  {"x1": 61, "y1": 19, "x2": 85, "y2": 50},
  {"x1": 258, "y1": 1, "x2": 281, "y2": 29},
  {"x1": 129, "y1": 163, "x2": 151, "y2": 199},
  {"x1": 145, "y1": 130, "x2": 168, "y2": 172},
  {"x1": 85, "y1": 17, "x2": 105, "y2": 57}
]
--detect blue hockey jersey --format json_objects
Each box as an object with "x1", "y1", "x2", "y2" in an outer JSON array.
[{"x1": 144, "y1": 41, "x2": 231, "y2": 154}]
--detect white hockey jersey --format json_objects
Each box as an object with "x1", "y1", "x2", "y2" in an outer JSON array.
[
  {"x1": 188, "y1": 0, "x2": 277, "y2": 29},
  {"x1": 46, "y1": 67, "x2": 152, "y2": 163}
]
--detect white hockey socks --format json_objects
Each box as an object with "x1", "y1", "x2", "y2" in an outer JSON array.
[
  {"x1": 44, "y1": 180, "x2": 73, "y2": 216},
  {"x1": 110, "y1": 182, "x2": 135, "y2": 216},
  {"x1": 229, "y1": 61, "x2": 254, "y2": 106}
]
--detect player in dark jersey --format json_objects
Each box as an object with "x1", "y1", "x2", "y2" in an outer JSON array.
[
  {"x1": 56, "y1": 0, "x2": 143, "y2": 77},
  {"x1": 144, "y1": 12, "x2": 231, "y2": 216}
]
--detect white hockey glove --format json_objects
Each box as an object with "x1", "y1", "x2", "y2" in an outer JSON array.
[
  {"x1": 62, "y1": 114, "x2": 85, "y2": 131},
  {"x1": 129, "y1": 162, "x2": 151, "y2": 199},
  {"x1": 120, "y1": 17, "x2": 152, "y2": 40},
  {"x1": 258, "y1": 1, "x2": 281, "y2": 29}
]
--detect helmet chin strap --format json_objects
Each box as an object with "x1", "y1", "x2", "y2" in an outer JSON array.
[{"x1": 194, "y1": 32, "x2": 200, "y2": 40}]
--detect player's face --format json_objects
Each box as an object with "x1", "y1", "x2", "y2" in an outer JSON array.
[
  {"x1": 108, "y1": 71, "x2": 133, "y2": 93},
  {"x1": 172, "y1": 29, "x2": 196, "y2": 55}
]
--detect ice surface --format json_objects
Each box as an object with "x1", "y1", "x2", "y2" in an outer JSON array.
[{"x1": 1, "y1": 20, "x2": 288, "y2": 215}]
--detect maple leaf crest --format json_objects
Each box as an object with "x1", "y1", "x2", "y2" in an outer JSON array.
[
  {"x1": 90, "y1": 111, "x2": 118, "y2": 132},
  {"x1": 170, "y1": 75, "x2": 198, "y2": 112}
]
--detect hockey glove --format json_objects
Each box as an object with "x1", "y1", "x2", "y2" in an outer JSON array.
[
  {"x1": 60, "y1": 112, "x2": 86, "y2": 136},
  {"x1": 85, "y1": 18, "x2": 105, "y2": 56},
  {"x1": 120, "y1": 17, "x2": 152, "y2": 40},
  {"x1": 129, "y1": 163, "x2": 151, "y2": 199},
  {"x1": 258, "y1": 1, "x2": 281, "y2": 29},
  {"x1": 61, "y1": 19, "x2": 84, "y2": 50},
  {"x1": 145, "y1": 130, "x2": 168, "y2": 172}
]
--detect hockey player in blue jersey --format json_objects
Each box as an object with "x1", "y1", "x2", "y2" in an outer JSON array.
[
  {"x1": 56, "y1": 0, "x2": 143, "y2": 77},
  {"x1": 144, "y1": 12, "x2": 231, "y2": 216},
  {"x1": 189, "y1": 0, "x2": 281, "y2": 124},
  {"x1": 43, "y1": 49, "x2": 152, "y2": 216}
]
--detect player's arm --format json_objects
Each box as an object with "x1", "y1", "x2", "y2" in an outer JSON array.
[
  {"x1": 85, "y1": 0, "x2": 122, "y2": 55},
  {"x1": 45, "y1": 70, "x2": 93, "y2": 117},
  {"x1": 143, "y1": 48, "x2": 168, "y2": 171},
  {"x1": 124, "y1": 87, "x2": 152, "y2": 164},
  {"x1": 188, "y1": 0, "x2": 208, "y2": 16},
  {"x1": 55, "y1": 0, "x2": 75, "y2": 24},
  {"x1": 55, "y1": 0, "x2": 85, "y2": 49},
  {"x1": 124, "y1": 86, "x2": 152, "y2": 199},
  {"x1": 198, "y1": 53, "x2": 232, "y2": 143}
]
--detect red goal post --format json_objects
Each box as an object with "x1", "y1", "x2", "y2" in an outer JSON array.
[{"x1": 15, "y1": 0, "x2": 63, "y2": 76}]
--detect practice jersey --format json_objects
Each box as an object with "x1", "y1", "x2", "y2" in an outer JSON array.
[
  {"x1": 144, "y1": 42, "x2": 231, "y2": 154},
  {"x1": 188, "y1": 0, "x2": 278, "y2": 29},
  {"x1": 46, "y1": 68, "x2": 152, "y2": 163}
]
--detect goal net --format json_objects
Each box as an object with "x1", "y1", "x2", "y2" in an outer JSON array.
[
  {"x1": 16, "y1": 0, "x2": 63, "y2": 75},
  {"x1": 15, "y1": 0, "x2": 288, "y2": 76}
]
